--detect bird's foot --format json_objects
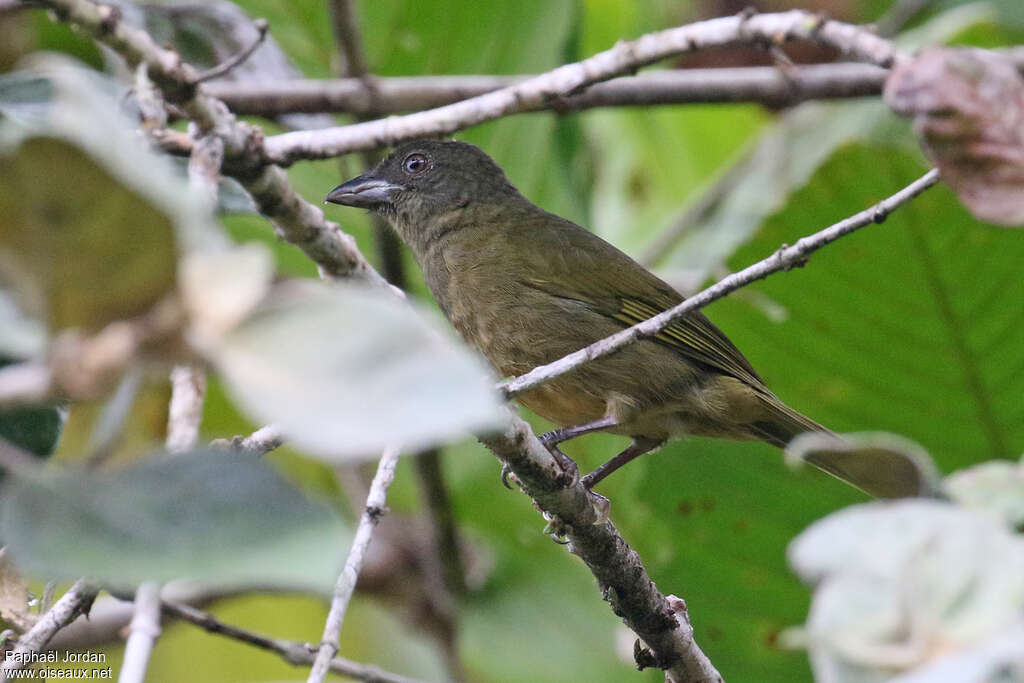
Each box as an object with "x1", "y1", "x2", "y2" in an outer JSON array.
[{"x1": 537, "y1": 437, "x2": 579, "y2": 488}]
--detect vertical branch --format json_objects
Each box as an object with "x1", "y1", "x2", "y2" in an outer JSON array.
[
  {"x1": 165, "y1": 366, "x2": 206, "y2": 453},
  {"x1": 116, "y1": 582, "x2": 162, "y2": 683},
  {"x1": 121, "y1": 133, "x2": 223, "y2": 683},
  {"x1": 326, "y1": 0, "x2": 371, "y2": 81},
  {"x1": 307, "y1": 446, "x2": 401, "y2": 683},
  {"x1": 325, "y1": 4, "x2": 466, "y2": 676}
]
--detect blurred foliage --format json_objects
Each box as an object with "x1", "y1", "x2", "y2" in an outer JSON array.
[
  {"x1": 0, "y1": 450, "x2": 350, "y2": 589},
  {"x1": 0, "y1": 0, "x2": 1022, "y2": 682}
]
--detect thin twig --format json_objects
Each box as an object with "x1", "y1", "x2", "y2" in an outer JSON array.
[
  {"x1": 263, "y1": 10, "x2": 903, "y2": 164},
  {"x1": 201, "y1": 45, "x2": 1024, "y2": 118},
  {"x1": 326, "y1": 0, "x2": 370, "y2": 81},
  {"x1": 413, "y1": 453, "x2": 465, "y2": 595},
  {"x1": 86, "y1": 368, "x2": 143, "y2": 465},
  {"x1": 502, "y1": 168, "x2": 941, "y2": 399},
  {"x1": 308, "y1": 446, "x2": 401, "y2": 683},
  {"x1": 0, "y1": 580, "x2": 99, "y2": 679},
  {"x1": 193, "y1": 18, "x2": 269, "y2": 84},
  {"x1": 479, "y1": 411, "x2": 722, "y2": 683},
  {"x1": 207, "y1": 63, "x2": 890, "y2": 116},
  {"x1": 210, "y1": 423, "x2": 284, "y2": 456},
  {"x1": 326, "y1": 3, "x2": 467, "y2": 670},
  {"x1": 117, "y1": 582, "x2": 161, "y2": 683},
  {"x1": 165, "y1": 366, "x2": 206, "y2": 453},
  {"x1": 160, "y1": 600, "x2": 424, "y2": 683}
]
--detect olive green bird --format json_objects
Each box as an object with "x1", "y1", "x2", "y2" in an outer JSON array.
[{"x1": 327, "y1": 140, "x2": 921, "y2": 498}]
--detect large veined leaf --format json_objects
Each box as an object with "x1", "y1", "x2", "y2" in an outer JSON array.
[
  {"x1": 567, "y1": 143, "x2": 1024, "y2": 683},
  {"x1": 712, "y1": 145, "x2": 1024, "y2": 466},
  {"x1": 0, "y1": 450, "x2": 349, "y2": 589},
  {"x1": 207, "y1": 280, "x2": 505, "y2": 460}
]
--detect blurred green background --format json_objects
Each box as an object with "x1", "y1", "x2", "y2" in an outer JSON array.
[{"x1": 3, "y1": 0, "x2": 1024, "y2": 681}]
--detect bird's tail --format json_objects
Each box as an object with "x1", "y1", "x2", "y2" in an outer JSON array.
[{"x1": 750, "y1": 393, "x2": 933, "y2": 499}]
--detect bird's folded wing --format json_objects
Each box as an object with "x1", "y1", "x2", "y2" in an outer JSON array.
[{"x1": 521, "y1": 274, "x2": 765, "y2": 389}]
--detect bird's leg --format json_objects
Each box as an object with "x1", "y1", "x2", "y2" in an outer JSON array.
[
  {"x1": 581, "y1": 437, "x2": 665, "y2": 490},
  {"x1": 536, "y1": 416, "x2": 619, "y2": 486},
  {"x1": 539, "y1": 416, "x2": 619, "y2": 447}
]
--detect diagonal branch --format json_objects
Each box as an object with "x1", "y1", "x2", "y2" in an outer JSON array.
[
  {"x1": 0, "y1": 580, "x2": 99, "y2": 679},
  {"x1": 160, "y1": 600, "x2": 424, "y2": 683},
  {"x1": 308, "y1": 446, "x2": 401, "y2": 683},
  {"x1": 263, "y1": 10, "x2": 903, "y2": 164},
  {"x1": 502, "y1": 168, "x2": 941, "y2": 399},
  {"x1": 479, "y1": 411, "x2": 722, "y2": 683}
]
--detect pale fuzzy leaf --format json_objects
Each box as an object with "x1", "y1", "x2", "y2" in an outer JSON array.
[
  {"x1": 786, "y1": 432, "x2": 942, "y2": 499},
  {"x1": 180, "y1": 243, "x2": 275, "y2": 344},
  {"x1": 789, "y1": 500, "x2": 1024, "y2": 682},
  {"x1": 0, "y1": 450, "x2": 347, "y2": 590},
  {"x1": 0, "y1": 137, "x2": 178, "y2": 331},
  {"x1": 0, "y1": 57, "x2": 224, "y2": 333},
  {"x1": 1, "y1": 55, "x2": 222, "y2": 251},
  {"x1": 944, "y1": 457, "x2": 1024, "y2": 529},
  {"x1": 209, "y1": 281, "x2": 505, "y2": 460},
  {"x1": 889, "y1": 621, "x2": 1024, "y2": 683}
]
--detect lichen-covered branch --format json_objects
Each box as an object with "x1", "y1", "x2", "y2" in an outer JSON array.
[
  {"x1": 0, "y1": 581, "x2": 99, "y2": 680},
  {"x1": 263, "y1": 10, "x2": 903, "y2": 164},
  {"x1": 479, "y1": 413, "x2": 722, "y2": 683},
  {"x1": 307, "y1": 447, "x2": 401, "y2": 683},
  {"x1": 206, "y1": 63, "x2": 890, "y2": 116}
]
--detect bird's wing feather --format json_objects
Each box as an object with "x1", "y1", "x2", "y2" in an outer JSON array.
[{"x1": 512, "y1": 210, "x2": 765, "y2": 388}]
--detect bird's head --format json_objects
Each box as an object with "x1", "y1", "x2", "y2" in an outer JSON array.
[{"x1": 326, "y1": 140, "x2": 519, "y2": 244}]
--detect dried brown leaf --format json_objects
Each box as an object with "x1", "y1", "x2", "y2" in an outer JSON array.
[{"x1": 884, "y1": 48, "x2": 1024, "y2": 226}]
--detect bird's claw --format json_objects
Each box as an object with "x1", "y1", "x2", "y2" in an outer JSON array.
[
  {"x1": 537, "y1": 437, "x2": 580, "y2": 488},
  {"x1": 500, "y1": 464, "x2": 519, "y2": 490}
]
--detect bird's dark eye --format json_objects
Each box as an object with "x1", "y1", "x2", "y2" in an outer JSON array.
[{"x1": 402, "y1": 153, "x2": 429, "y2": 175}]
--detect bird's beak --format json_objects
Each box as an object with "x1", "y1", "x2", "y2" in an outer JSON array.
[{"x1": 325, "y1": 174, "x2": 404, "y2": 208}]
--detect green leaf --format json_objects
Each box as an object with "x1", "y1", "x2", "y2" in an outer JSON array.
[
  {"x1": 207, "y1": 281, "x2": 505, "y2": 460},
  {"x1": 0, "y1": 450, "x2": 348, "y2": 590},
  {"x1": 709, "y1": 145, "x2": 1024, "y2": 467},
  {"x1": 0, "y1": 57, "x2": 221, "y2": 331},
  {"x1": 0, "y1": 136, "x2": 178, "y2": 331},
  {"x1": 0, "y1": 403, "x2": 63, "y2": 460}
]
